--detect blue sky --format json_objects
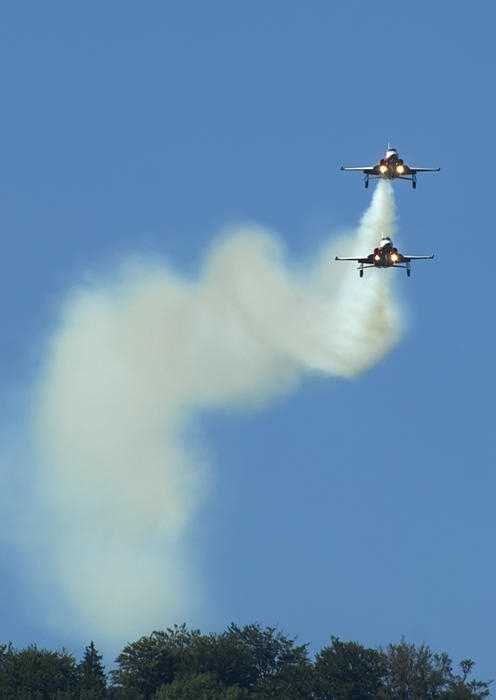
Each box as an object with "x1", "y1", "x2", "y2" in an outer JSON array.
[{"x1": 0, "y1": 0, "x2": 495, "y2": 681}]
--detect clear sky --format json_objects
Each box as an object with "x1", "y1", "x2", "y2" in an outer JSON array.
[{"x1": 0, "y1": 0, "x2": 495, "y2": 682}]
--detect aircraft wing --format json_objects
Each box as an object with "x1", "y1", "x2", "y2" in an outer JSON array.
[
  {"x1": 335, "y1": 255, "x2": 369, "y2": 262},
  {"x1": 341, "y1": 166, "x2": 376, "y2": 173},
  {"x1": 402, "y1": 255, "x2": 434, "y2": 260},
  {"x1": 407, "y1": 167, "x2": 441, "y2": 172}
]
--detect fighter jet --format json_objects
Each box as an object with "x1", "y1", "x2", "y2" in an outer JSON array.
[
  {"x1": 341, "y1": 145, "x2": 440, "y2": 188},
  {"x1": 335, "y1": 236, "x2": 433, "y2": 277}
]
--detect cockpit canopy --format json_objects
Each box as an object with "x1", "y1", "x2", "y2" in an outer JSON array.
[{"x1": 379, "y1": 237, "x2": 392, "y2": 247}]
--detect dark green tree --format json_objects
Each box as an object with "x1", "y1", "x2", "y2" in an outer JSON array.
[
  {"x1": 153, "y1": 671, "x2": 249, "y2": 699},
  {"x1": 0, "y1": 642, "x2": 78, "y2": 699},
  {"x1": 110, "y1": 623, "x2": 312, "y2": 699},
  {"x1": 2, "y1": 624, "x2": 488, "y2": 700},
  {"x1": 314, "y1": 636, "x2": 385, "y2": 700},
  {"x1": 107, "y1": 687, "x2": 143, "y2": 700},
  {"x1": 107, "y1": 686, "x2": 143, "y2": 700},
  {"x1": 219, "y1": 623, "x2": 313, "y2": 699},
  {"x1": 110, "y1": 624, "x2": 202, "y2": 699},
  {"x1": 76, "y1": 641, "x2": 108, "y2": 699}
]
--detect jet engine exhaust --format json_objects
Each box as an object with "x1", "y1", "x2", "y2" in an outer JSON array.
[{"x1": 12, "y1": 181, "x2": 402, "y2": 647}]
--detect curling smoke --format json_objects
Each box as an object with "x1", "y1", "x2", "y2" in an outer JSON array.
[{"x1": 25, "y1": 181, "x2": 401, "y2": 644}]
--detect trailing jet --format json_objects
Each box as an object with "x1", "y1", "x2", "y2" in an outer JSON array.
[
  {"x1": 341, "y1": 146, "x2": 440, "y2": 188},
  {"x1": 335, "y1": 236, "x2": 433, "y2": 277}
]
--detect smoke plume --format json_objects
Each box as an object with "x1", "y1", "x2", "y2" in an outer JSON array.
[{"x1": 20, "y1": 182, "x2": 401, "y2": 645}]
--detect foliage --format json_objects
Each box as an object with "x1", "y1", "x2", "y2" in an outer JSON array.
[
  {"x1": 382, "y1": 638, "x2": 450, "y2": 700},
  {"x1": 111, "y1": 623, "x2": 312, "y2": 700},
  {"x1": 441, "y1": 659, "x2": 492, "y2": 700},
  {"x1": 77, "y1": 641, "x2": 108, "y2": 699},
  {"x1": 110, "y1": 624, "x2": 203, "y2": 699},
  {"x1": 314, "y1": 636, "x2": 386, "y2": 700},
  {"x1": 381, "y1": 639, "x2": 492, "y2": 700},
  {"x1": 0, "y1": 642, "x2": 77, "y2": 699},
  {"x1": 0, "y1": 626, "x2": 490, "y2": 700},
  {"x1": 153, "y1": 672, "x2": 249, "y2": 700}
]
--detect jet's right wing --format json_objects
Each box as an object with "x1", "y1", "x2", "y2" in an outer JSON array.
[
  {"x1": 402, "y1": 255, "x2": 434, "y2": 260},
  {"x1": 407, "y1": 167, "x2": 441, "y2": 172}
]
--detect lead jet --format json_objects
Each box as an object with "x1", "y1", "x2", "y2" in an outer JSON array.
[
  {"x1": 335, "y1": 236, "x2": 433, "y2": 277},
  {"x1": 341, "y1": 145, "x2": 440, "y2": 188}
]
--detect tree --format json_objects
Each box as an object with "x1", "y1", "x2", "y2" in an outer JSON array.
[
  {"x1": 110, "y1": 623, "x2": 312, "y2": 699},
  {"x1": 153, "y1": 672, "x2": 249, "y2": 700},
  {"x1": 314, "y1": 636, "x2": 385, "y2": 700},
  {"x1": 110, "y1": 625, "x2": 202, "y2": 699},
  {"x1": 0, "y1": 643, "x2": 78, "y2": 699},
  {"x1": 1, "y1": 624, "x2": 488, "y2": 700},
  {"x1": 442, "y1": 660, "x2": 492, "y2": 700},
  {"x1": 77, "y1": 641, "x2": 108, "y2": 699},
  {"x1": 382, "y1": 639, "x2": 451, "y2": 700},
  {"x1": 220, "y1": 623, "x2": 313, "y2": 699}
]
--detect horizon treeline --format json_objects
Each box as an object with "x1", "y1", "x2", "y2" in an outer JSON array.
[{"x1": 0, "y1": 623, "x2": 491, "y2": 700}]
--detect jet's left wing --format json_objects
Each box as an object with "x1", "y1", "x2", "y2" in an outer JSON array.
[
  {"x1": 335, "y1": 255, "x2": 369, "y2": 262},
  {"x1": 341, "y1": 166, "x2": 376, "y2": 173}
]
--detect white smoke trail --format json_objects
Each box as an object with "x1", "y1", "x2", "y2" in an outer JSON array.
[{"x1": 21, "y1": 182, "x2": 401, "y2": 645}]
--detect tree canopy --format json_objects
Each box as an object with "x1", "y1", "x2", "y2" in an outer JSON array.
[{"x1": 0, "y1": 625, "x2": 490, "y2": 700}]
